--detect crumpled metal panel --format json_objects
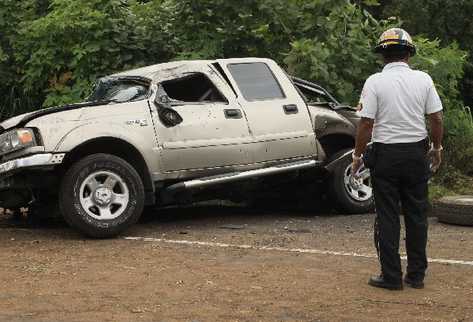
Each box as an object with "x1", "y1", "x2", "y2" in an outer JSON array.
[
  {"x1": 112, "y1": 60, "x2": 215, "y2": 83},
  {"x1": 308, "y1": 105, "x2": 356, "y2": 139}
]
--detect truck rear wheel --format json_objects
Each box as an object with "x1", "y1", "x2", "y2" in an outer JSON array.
[
  {"x1": 328, "y1": 149, "x2": 375, "y2": 214},
  {"x1": 59, "y1": 153, "x2": 145, "y2": 238}
]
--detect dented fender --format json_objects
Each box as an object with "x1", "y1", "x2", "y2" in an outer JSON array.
[
  {"x1": 54, "y1": 122, "x2": 159, "y2": 173},
  {"x1": 307, "y1": 105, "x2": 357, "y2": 139},
  {"x1": 23, "y1": 100, "x2": 160, "y2": 176}
]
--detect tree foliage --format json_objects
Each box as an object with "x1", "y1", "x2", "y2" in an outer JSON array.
[
  {"x1": 0, "y1": 0, "x2": 50, "y2": 116},
  {"x1": 411, "y1": 38, "x2": 468, "y2": 109},
  {"x1": 284, "y1": 2, "x2": 391, "y2": 103},
  {"x1": 367, "y1": 0, "x2": 473, "y2": 109},
  {"x1": 15, "y1": 0, "x2": 156, "y2": 106},
  {"x1": 0, "y1": 0, "x2": 468, "y2": 109},
  {"x1": 0, "y1": 0, "x2": 471, "y2": 179}
]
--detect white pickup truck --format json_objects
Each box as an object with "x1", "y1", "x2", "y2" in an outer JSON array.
[{"x1": 0, "y1": 58, "x2": 373, "y2": 237}]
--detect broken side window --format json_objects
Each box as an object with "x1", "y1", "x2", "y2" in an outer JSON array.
[
  {"x1": 161, "y1": 73, "x2": 228, "y2": 104},
  {"x1": 295, "y1": 84, "x2": 330, "y2": 103},
  {"x1": 227, "y1": 62, "x2": 285, "y2": 101},
  {"x1": 291, "y1": 77, "x2": 340, "y2": 105}
]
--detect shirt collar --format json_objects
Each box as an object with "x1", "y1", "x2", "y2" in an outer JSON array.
[{"x1": 383, "y1": 62, "x2": 411, "y2": 72}]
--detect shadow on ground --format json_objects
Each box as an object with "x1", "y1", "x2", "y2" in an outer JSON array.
[{"x1": 0, "y1": 196, "x2": 347, "y2": 235}]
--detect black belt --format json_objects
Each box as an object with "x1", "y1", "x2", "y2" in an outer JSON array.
[{"x1": 373, "y1": 138, "x2": 429, "y2": 151}]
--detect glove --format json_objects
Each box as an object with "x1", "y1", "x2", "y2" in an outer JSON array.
[
  {"x1": 428, "y1": 146, "x2": 443, "y2": 173},
  {"x1": 351, "y1": 154, "x2": 364, "y2": 178}
]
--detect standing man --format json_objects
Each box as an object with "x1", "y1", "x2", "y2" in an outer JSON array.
[{"x1": 352, "y1": 28, "x2": 444, "y2": 290}]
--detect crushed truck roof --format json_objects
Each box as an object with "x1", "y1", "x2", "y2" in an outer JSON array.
[{"x1": 112, "y1": 58, "x2": 273, "y2": 81}]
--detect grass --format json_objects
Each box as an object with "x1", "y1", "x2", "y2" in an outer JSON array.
[{"x1": 429, "y1": 169, "x2": 473, "y2": 201}]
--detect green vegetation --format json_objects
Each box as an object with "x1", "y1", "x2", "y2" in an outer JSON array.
[
  {"x1": 366, "y1": 0, "x2": 473, "y2": 109},
  {"x1": 0, "y1": 0, "x2": 471, "y2": 198}
]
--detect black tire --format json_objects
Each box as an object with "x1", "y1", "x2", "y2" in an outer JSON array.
[
  {"x1": 59, "y1": 153, "x2": 145, "y2": 238},
  {"x1": 328, "y1": 148, "x2": 375, "y2": 214},
  {"x1": 434, "y1": 196, "x2": 473, "y2": 226}
]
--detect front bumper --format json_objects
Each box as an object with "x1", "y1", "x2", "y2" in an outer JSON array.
[
  {"x1": 0, "y1": 153, "x2": 65, "y2": 208},
  {"x1": 0, "y1": 153, "x2": 65, "y2": 177}
]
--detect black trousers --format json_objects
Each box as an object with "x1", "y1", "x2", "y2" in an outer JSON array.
[{"x1": 371, "y1": 139, "x2": 430, "y2": 283}]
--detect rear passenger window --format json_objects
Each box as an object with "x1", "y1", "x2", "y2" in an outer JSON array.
[{"x1": 228, "y1": 63, "x2": 285, "y2": 101}]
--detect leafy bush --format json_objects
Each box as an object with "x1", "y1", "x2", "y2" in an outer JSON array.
[
  {"x1": 13, "y1": 0, "x2": 156, "y2": 107},
  {"x1": 409, "y1": 39, "x2": 473, "y2": 180},
  {"x1": 442, "y1": 107, "x2": 473, "y2": 176},
  {"x1": 410, "y1": 38, "x2": 468, "y2": 109},
  {"x1": 0, "y1": 0, "x2": 47, "y2": 118},
  {"x1": 284, "y1": 2, "x2": 394, "y2": 104},
  {"x1": 0, "y1": 0, "x2": 471, "y2": 188},
  {"x1": 2, "y1": 0, "x2": 468, "y2": 109},
  {"x1": 160, "y1": 0, "x2": 314, "y2": 61},
  {"x1": 430, "y1": 106, "x2": 473, "y2": 200}
]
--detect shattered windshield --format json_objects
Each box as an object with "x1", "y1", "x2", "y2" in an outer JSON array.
[{"x1": 88, "y1": 77, "x2": 150, "y2": 103}]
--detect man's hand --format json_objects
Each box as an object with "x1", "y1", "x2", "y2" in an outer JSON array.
[
  {"x1": 351, "y1": 157, "x2": 364, "y2": 177},
  {"x1": 428, "y1": 148, "x2": 442, "y2": 173},
  {"x1": 428, "y1": 111, "x2": 444, "y2": 173},
  {"x1": 352, "y1": 117, "x2": 374, "y2": 177}
]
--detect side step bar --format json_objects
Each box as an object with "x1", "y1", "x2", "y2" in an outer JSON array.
[{"x1": 163, "y1": 159, "x2": 320, "y2": 194}]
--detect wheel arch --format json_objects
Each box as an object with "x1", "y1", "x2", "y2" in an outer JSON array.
[
  {"x1": 308, "y1": 106, "x2": 356, "y2": 160},
  {"x1": 318, "y1": 133, "x2": 355, "y2": 161},
  {"x1": 59, "y1": 137, "x2": 155, "y2": 205}
]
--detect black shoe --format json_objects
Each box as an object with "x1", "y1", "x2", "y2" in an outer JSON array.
[
  {"x1": 404, "y1": 276, "x2": 424, "y2": 289},
  {"x1": 368, "y1": 275, "x2": 403, "y2": 290}
]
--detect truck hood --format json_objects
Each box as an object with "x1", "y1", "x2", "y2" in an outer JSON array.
[
  {"x1": 0, "y1": 101, "x2": 106, "y2": 133},
  {"x1": 0, "y1": 111, "x2": 36, "y2": 131}
]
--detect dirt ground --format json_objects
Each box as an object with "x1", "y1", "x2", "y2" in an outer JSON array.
[{"x1": 0, "y1": 204, "x2": 472, "y2": 322}]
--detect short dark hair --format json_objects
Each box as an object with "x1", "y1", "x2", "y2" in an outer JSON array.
[{"x1": 380, "y1": 45, "x2": 410, "y2": 62}]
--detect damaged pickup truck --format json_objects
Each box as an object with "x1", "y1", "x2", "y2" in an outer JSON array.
[{"x1": 0, "y1": 58, "x2": 373, "y2": 237}]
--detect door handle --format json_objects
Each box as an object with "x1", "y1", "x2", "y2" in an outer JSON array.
[
  {"x1": 224, "y1": 109, "x2": 242, "y2": 119},
  {"x1": 283, "y1": 104, "x2": 298, "y2": 114}
]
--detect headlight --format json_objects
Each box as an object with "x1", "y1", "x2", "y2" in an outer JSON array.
[{"x1": 0, "y1": 128, "x2": 37, "y2": 155}]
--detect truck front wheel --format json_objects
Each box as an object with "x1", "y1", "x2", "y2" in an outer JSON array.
[
  {"x1": 59, "y1": 153, "x2": 145, "y2": 238},
  {"x1": 328, "y1": 149, "x2": 374, "y2": 214}
]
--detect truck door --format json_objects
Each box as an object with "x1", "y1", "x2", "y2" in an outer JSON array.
[
  {"x1": 216, "y1": 58, "x2": 317, "y2": 163},
  {"x1": 152, "y1": 66, "x2": 252, "y2": 173}
]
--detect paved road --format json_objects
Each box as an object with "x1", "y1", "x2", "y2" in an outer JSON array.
[{"x1": 0, "y1": 205, "x2": 472, "y2": 322}]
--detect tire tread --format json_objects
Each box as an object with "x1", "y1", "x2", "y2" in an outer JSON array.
[
  {"x1": 59, "y1": 153, "x2": 145, "y2": 238},
  {"x1": 434, "y1": 198, "x2": 473, "y2": 226}
]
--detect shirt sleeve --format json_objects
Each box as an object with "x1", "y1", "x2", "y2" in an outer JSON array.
[
  {"x1": 357, "y1": 77, "x2": 378, "y2": 119},
  {"x1": 425, "y1": 77, "x2": 443, "y2": 114}
]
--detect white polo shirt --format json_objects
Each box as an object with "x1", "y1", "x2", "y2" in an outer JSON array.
[{"x1": 358, "y1": 62, "x2": 443, "y2": 144}]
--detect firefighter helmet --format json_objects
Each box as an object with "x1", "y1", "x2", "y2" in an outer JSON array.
[{"x1": 374, "y1": 28, "x2": 416, "y2": 56}]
